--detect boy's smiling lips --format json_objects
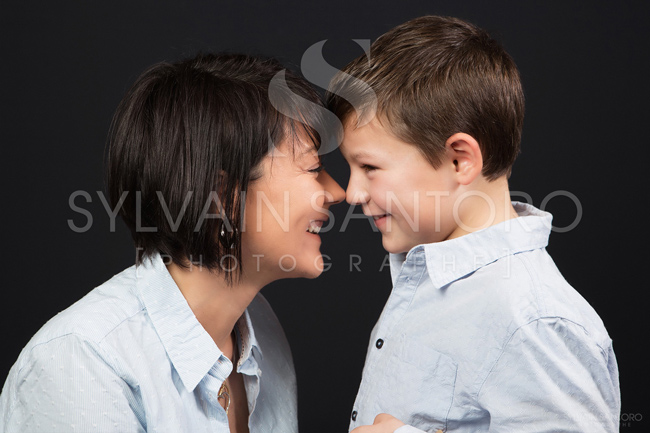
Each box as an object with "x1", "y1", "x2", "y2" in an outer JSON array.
[{"x1": 369, "y1": 213, "x2": 390, "y2": 228}]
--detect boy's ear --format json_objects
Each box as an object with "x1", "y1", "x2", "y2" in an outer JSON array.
[{"x1": 446, "y1": 133, "x2": 483, "y2": 185}]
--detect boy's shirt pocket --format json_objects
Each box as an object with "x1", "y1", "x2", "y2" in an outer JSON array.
[{"x1": 374, "y1": 337, "x2": 457, "y2": 432}]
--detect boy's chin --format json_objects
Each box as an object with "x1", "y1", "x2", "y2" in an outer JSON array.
[{"x1": 381, "y1": 236, "x2": 412, "y2": 255}]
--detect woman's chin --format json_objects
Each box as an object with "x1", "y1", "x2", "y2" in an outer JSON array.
[{"x1": 293, "y1": 256, "x2": 325, "y2": 280}]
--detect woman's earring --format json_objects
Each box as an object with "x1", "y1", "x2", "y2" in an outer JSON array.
[{"x1": 219, "y1": 225, "x2": 238, "y2": 249}]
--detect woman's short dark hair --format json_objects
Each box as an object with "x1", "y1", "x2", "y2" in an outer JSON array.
[{"x1": 106, "y1": 53, "x2": 326, "y2": 281}]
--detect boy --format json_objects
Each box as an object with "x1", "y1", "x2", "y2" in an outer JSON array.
[{"x1": 327, "y1": 16, "x2": 620, "y2": 432}]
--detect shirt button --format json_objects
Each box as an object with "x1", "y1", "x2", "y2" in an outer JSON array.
[
  {"x1": 351, "y1": 410, "x2": 358, "y2": 421},
  {"x1": 375, "y1": 339, "x2": 384, "y2": 349}
]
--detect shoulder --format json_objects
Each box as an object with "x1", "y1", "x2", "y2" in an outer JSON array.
[
  {"x1": 13, "y1": 265, "x2": 145, "y2": 373},
  {"x1": 448, "y1": 247, "x2": 613, "y2": 358},
  {"x1": 512, "y1": 248, "x2": 611, "y2": 345},
  {"x1": 478, "y1": 249, "x2": 607, "y2": 331},
  {"x1": 1, "y1": 331, "x2": 147, "y2": 433}
]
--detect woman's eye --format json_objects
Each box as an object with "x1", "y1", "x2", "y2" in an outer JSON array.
[
  {"x1": 361, "y1": 164, "x2": 377, "y2": 172},
  {"x1": 308, "y1": 164, "x2": 324, "y2": 174}
]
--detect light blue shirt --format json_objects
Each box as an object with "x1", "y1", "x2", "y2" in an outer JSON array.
[
  {"x1": 1, "y1": 253, "x2": 297, "y2": 433},
  {"x1": 350, "y1": 203, "x2": 620, "y2": 432}
]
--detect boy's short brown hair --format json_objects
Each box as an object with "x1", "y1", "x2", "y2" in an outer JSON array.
[{"x1": 327, "y1": 15, "x2": 524, "y2": 180}]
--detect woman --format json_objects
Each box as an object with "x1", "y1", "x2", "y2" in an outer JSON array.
[{"x1": 0, "y1": 53, "x2": 344, "y2": 432}]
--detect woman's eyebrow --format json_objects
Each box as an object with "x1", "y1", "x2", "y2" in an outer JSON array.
[
  {"x1": 300, "y1": 147, "x2": 318, "y2": 157},
  {"x1": 296, "y1": 147, "x2": 319, "y2": 161}
]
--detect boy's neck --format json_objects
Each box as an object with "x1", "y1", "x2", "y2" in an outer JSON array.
[{"x1": 446, "y1": 175, "x2": 518, "y2": 241}]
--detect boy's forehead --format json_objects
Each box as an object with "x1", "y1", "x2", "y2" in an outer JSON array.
[
  {"x1": 339, "y1": 120, "x2": 369, "y2": 157},
  {"x1": 338, "y1": 139, "x2": 361, "y2": 160},
  {"x1": 339, "y1": 144, "x2": 374, "y2": 161},
  {"x1": 340, "y1": 117, "x2": 396, "y2": 160}
]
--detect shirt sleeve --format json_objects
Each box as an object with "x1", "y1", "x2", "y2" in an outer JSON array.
[
  {"x1": 3, "y1": 334, "x2": 145, "y2": 433},
  {"x1": 477, "y1": 317, "x2": 620, "y2": 432}
]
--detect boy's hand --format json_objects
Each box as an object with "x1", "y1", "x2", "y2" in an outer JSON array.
[{"x1": 350, "y1": 413, "x2": 405, "y2": 433}]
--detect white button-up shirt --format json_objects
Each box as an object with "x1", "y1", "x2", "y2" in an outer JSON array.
[
  {"x1": 1, "y1": 253, "x2": 297, "y2": 433},
  {"x1": 350, "y1": 203, "x2": 620, "y2": 432}
]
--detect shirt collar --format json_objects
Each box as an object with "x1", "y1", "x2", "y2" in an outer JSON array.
[
  {"x1": 136, "y1": 252, "x2": 261, "y2": 392},
  {"x1": 236, "y1": 305, "x2": 263, "y2": 373},
  {"x1": 390, "y1": 202, "x2": 552, "y2": 289}
]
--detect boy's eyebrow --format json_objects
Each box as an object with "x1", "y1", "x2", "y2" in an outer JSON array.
[{"x1": 349, "y1": 150, "x2": 375, "y2": 160}]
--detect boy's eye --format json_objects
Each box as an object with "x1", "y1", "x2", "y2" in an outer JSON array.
[
  {"x1": 308, "y1": 164, "x2": 324, "y2": 174},
  {"x1": 361, "y1": 164, "x2": 377, "y2": 172}
]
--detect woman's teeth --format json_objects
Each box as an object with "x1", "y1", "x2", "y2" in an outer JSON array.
[{"x1": 307, "y1": 221, "x2": 322, "y2": 234}]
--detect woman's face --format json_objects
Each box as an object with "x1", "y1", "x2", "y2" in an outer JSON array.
[{"x1": 241, "y1": 138, "x2": 345, "y2": 282}]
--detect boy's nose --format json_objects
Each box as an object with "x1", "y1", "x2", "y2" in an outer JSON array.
[
  {"x1": 320, "y1": 170, "x2": 345, "y2": 205},
  {"x1": 345, "y1": 180, "x2": 370, "y2": 205}
]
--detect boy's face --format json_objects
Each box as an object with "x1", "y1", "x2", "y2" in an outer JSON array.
[{"x1": 340, "y1": 117, "x2": 460, "y2": 254}]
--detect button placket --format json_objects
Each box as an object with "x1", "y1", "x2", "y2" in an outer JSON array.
[{"x1": 352, "y1": 249, "x2": 428, "y2": 432}]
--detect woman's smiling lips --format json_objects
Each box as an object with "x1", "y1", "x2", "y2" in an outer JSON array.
[{"x1": 307, "y1": 219, "x2": 326, "y2": 235}]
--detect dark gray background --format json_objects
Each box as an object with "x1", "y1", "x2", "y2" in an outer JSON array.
[{"x1": 2, "y1": 1, "x2": 648, "y2": 431}]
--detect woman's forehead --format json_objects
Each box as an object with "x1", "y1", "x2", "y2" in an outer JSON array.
[{"x1": 269, "y1": 134, "x2": 319, "y2": 160}]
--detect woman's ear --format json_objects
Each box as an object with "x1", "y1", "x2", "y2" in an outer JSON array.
[{"x1": 446, "y1": 132, "x2": 483, "y2": 185}]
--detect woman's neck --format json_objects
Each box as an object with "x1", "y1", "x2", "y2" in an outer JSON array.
[{"x1": 166, "y1": 261, "x2": 261, "y2": 356}]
